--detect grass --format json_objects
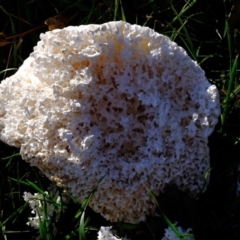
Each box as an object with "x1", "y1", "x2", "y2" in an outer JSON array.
[{"x1": 0, "y1": 0, "x2": 240, "y2": 239}]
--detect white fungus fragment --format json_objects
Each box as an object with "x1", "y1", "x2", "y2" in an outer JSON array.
[
  {"x1": 0, "y1": 21, "x2": 220, "y2": 223},
  {"x1": 97, "y1": 226, "x2": 127, "y2": 240},
  {"x1": 23, "y1": 190, "x2": 61, "y2": 229},
  {"x1": 162, "y1": 223, "x2": 195, "y2": 240}
]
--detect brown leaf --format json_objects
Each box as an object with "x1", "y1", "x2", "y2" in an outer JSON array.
[
  {"x1": 44, "y1": 13, "x2": 68, "y2": 31},
  {"x1": 0, "y1": 32, "x2": 13, "y2": 46}
]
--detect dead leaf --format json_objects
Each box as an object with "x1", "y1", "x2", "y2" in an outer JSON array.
[
  {"x1": 44, "y1": 13, "x2": 68, "y2": 31},
  {"x1": 0, "y1": 32, "x2": 13, "y2": 46}
]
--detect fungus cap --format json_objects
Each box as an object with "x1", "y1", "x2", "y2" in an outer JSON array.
[{"x1": 0, "y1": 21, "x2": 220, "y2": 223}]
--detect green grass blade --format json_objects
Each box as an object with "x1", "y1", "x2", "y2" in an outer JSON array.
[
  {"x1": 2, "y1": 153, "x2": 20, "y2": 160},
  {"x1": 162, "y1": 0, "x2": 197, "y2": 33},
  {"x1": 76, "y1": 177, "x2": 105, "y2": 238},
  {"x1": 2, "y1": 203, "x2": 28, "y2": 225},
  {"x1": 84, "y1": 0, "x2": 95, "y2": 24},
  {"x1": 79, "y1": 211, "x2": 86, "y2": 240},
  {"x1": 148, "y1": 189, "x2": 193, "y2": 240},
  {"x1": 113, "y1": 0, "x2": 119, "y2": 21},
  {"x1": 119, "y1": 0, "x2": 126, "y2": 21},
  {"x1": 167, "y1": 0, "x2": 197, "y2": 61},
  {"x1": 8, "y1": 178, "x2": 66, "y2": 209},
  {"x1": 113, "y1": 0, "x2": 126, "y2": 21},
  {"x1": 221, "y1": 54, "x2": 239, "y2": 128}
]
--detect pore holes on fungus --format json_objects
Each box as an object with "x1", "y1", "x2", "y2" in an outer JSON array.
[{"x1": 0, "y1": 21, "x2": 220, "y2": 223}]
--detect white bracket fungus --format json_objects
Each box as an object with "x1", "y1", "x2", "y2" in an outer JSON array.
[{"x1": 0, "y1": 21, "x2": 220, "y2": 223}]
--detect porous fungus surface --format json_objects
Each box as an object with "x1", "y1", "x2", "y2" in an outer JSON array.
[{"x1": 0, "y1": 21, "x2": 220, "y2": 223}]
